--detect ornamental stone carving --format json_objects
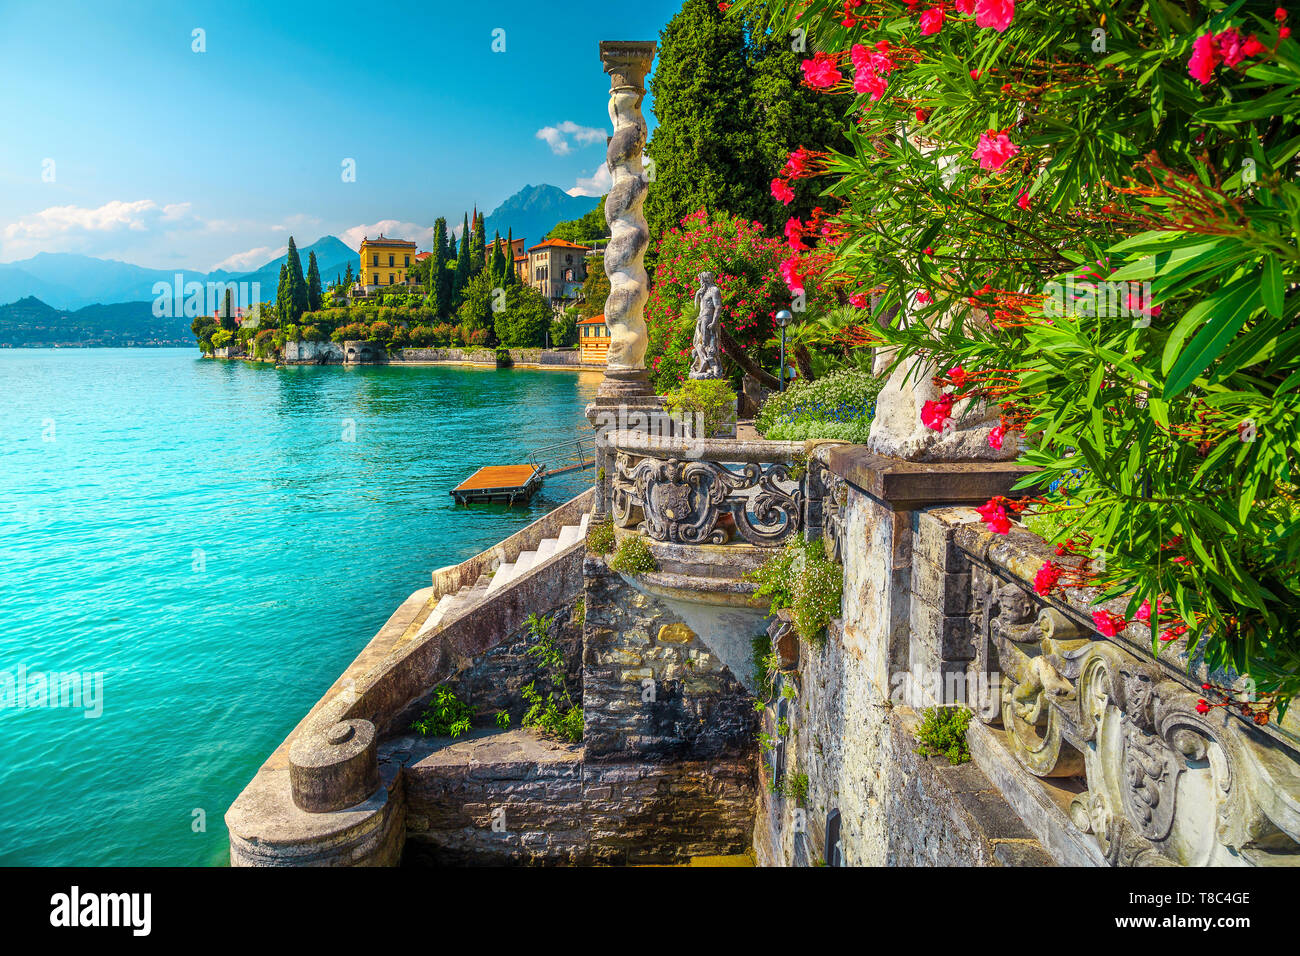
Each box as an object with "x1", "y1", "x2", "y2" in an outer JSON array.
[{"x1": 968, "y1": 559, "x2": 1300, "y2": 866}]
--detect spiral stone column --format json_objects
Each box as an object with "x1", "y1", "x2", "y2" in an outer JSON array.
[{"x1": 597, "y1": 40, "x2": 656, "y2": 399}]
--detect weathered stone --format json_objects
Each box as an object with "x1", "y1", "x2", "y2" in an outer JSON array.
[{"x1": 657, "y1": 623, "x2": 696, "y2": 644}]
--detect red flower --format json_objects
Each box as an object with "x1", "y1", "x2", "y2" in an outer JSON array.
[
  {"x1": 1092, "y1": 610, "x2": 1127, "y2": 637},
  {"x1": 919, "y1": 7, "x2": 946, "y2": 34},
  {"x1": 1188, "y1": 32, "x2": 1220, "y2": 84},
  {"x1": 975, "y1": 498, "x2": 1011, "y2": 534},
  {"x1": 1277, "y1": 7, "x2": 1289, "y2": 21},
  {"x1": 802, "y1": 53, "x2": 843, "y2": 89},
  {"x1": 947, "y1": 365, "x2": 968, "y2": 389},
  {"x1": 955, "y1": 0, "x2": 975, "y2": 12},
  {"x1": 1134, "y1": 598, "x2": 1161, "y2": 623},
  {"x1": 1243, "y1": 34, "x2": 1269, "y2": 57},
  {"x1": 969, "y1": 68, "x2": 981, "y2": 79},
  {"x1": 988, "y1": 425, "x2": 1006, "y2": 450},
  {"x1": 1282, "y1": 26, "x2": 1293, "y2": 37},
  {"x1": 971, "y1": 129, "x2": 1019, "y2": 170},
  {"x1": 849, "y1": 292, "x2": 869, "y2": 308},
  {"x1": 1016, "y1": 189, "x2": 1031, "y2": 210},
  {"x1": 974, "y1": 0, "x2": 1015, "y2": 32},
  {"x1": 921, "y1": 392, "x2": 954, "y2": 432},
  {"x1": 771, "y1": 178, "x2": 795, "y2": 205},
  {"x1": 1033, "y1": 561, "x2": 1062, "y2": 596},
  {"x1": 1196, "y1": 699, "x2": 1210, "y2": 715}
]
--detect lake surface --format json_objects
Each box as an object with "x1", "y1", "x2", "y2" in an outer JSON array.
[{"x1": 0, "y1": 349, "x2": 600, "y2": 865}]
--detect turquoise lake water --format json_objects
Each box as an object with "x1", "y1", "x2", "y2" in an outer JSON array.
[{"x1": 0, "y1": 349, "x2": 600, "y2": 866}]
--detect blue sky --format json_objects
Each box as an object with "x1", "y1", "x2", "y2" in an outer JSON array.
[{"x1": 0, "y1": 0, "x2": 678, "y2": 271}]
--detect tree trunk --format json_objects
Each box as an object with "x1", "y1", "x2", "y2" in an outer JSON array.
[{"x1": 719, "y1": 325, "x2": 780, "y2": 389}]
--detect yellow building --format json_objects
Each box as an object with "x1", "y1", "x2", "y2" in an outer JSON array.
[
  {"x1": 358, "y1": 235, "x2": 418, "y2": 293},
  {"x1": 576, "y1": 313, "x2": 609, "y2": 365}
]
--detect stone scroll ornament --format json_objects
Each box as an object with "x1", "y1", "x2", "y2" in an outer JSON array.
[
  {"x1": 688, "y1": 272, "x2": 723, "y2": 380},
  {"x1": 970, "y1": 563, "x2": 1300, "y2": 866},
  {"x1": 598, "y1": 41, "x2": 657, "y2": 397}
]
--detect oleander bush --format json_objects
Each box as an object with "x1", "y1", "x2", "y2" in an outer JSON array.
[{"x1": 736, "y1": 0, "x2": 1300, "y2": 716}]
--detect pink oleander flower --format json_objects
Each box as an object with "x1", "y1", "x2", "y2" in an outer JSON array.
[
  {"x1": 972, "y1": 129, "x2": 1019, "y2": 170},
  {"x1": 779, "y1": 256, "x2": 807, "y2": 296},
  {"x1": 1016, "y1": 189, "x2": 1031, "y2": 210},
  {"x1": 975, "y1": 499, "x2": 1012, "y2": 534},
  {"x1": 916, "y1": 290, "x2": 932, "y2": 305},
  {"x1": 855, "y1": 69, "x2": 888, "y2": 100},
  {"x1": 1135, "y1": 598, "x2": 1162, "y2": 623},
  {"x1": 988, "y1": 425, "x2": 1006, "y2": 449},
  {"x1": 974, "y1": 0, "x2": 1015, "y2": 31},
  {"x1": 1243, "y1": 33, "x2": 1269, "y2": 57},
  {"x1": 784, "y1": 217, "x2": 805, "y2": 249},
  {"x1": 955, "y1": 0, "x2": 975, "y2": 12},
  {"x1": 1188, "y1": 32, "x2": 1220, "y2": 84},
  {"x1": 802, "y1": 53, "x2": 843, "y2": 89},
  {"x1": 1217, "y1": 27, "x2": 1246, "y2": 67},
  {"x1": 784, "y1": 146, "x2": 815, "y2": 178},
  {"x1": 1092, "y1": 610, "x2": 1127, "y2": 637},
  {"x1": 1033, "y1": 561, "x2": 1062, "y2": 597},
  {"x1": 771, "y1": 178, "x2": 795, "y2": 205},
  {"x1": 920, "y1": 7, "x2": 946, "y2": 34},
  {"x1": 921, "y1": 392, "x2": 954, "y2": 432},
  {"x1": 849, "y1": 293, "x2": 869, "y2": 308}
]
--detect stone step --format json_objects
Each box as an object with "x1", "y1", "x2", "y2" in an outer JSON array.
[
  {"x1": 535, "y1": 538, "x2": 557, "y2": 564},
  {"x1": 514, "y1": 549, "x2": 540, "y2": 576},
  {"x1": 556, "y1": 524, "x2": 580, "y2": 550},
  {"x1": 579, "y1": 512, "x2": 590, "y2": 535},
  {"x1": 485, "y1": 561, "x2": 515, "y2": 596}
]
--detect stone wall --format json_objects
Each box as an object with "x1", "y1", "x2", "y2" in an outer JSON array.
[
  {"x1": 582, "y1": 554, "x2": 758, "y2": 762},
  {"x1": 283, "y1": 339, "x2": 343, "y2": 364},
  {"x1": 397, "y1": 347, "x2": 591, "y2": 366}
]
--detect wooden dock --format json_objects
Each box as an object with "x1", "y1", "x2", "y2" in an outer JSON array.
[{"x1": 450, "y1": 464, "x2": 545, "y2": 505}]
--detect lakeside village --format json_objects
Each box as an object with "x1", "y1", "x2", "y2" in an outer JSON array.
[{"x1": 186, "y1": 203, "x2": 615, "y2": 368}]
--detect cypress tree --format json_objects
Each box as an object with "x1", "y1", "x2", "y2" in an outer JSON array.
[
  {"x1": 306, "y1": 250, "x2": 322, "y2": 312},
  {"x1": 430, "y1": 217, "x2": 450, "y2": 317},
  {"x1": 284, "y1": 237, "x2": 309, "y2": 324},
  {"x1": 490, "y1": 230, "x2": 506, "y2": 284},
  {"x1": 504, "y1": 227, "x2": 517, "y2": 286},
  {"x1": 452, "y1": 213, "x2": 472, "y2": 300},
  {"x1": 275, "y1": 263, "x2": 289, "y2": 323},
  {"x1": 470, "y1": 210, "x2": 486, "y2": 276}
]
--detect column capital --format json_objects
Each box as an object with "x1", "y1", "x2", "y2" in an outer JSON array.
[{"x1": 600, "y1": 40, "x2": 657, "y2": 90}]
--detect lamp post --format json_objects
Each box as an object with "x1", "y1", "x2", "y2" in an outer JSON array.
[{"x1": 775, "y1": 309, "x2": 792, "y2": 393}]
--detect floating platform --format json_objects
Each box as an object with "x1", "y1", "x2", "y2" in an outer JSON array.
[{"x1": 450, "y1": 464, "x2": 545, "y2": 505}]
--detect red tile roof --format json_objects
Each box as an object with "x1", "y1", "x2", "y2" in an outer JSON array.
[
  {"x1": 527, "y1": 238, "x2": 590, "y2": 252},
  {"x1": 414, "y1": 251, "x2": 431, "y2": 261},
  {"x1": 576, "y1": 313, "x2": 606, "y2": 325}
]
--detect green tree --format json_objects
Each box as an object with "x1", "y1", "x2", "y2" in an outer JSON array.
[
  {"x1": 644, "y1": 0, "x2": 846, "y2": 245},
  {"x1": 453, "y1": 212, "x2": 472, "y2": 300},
  {"x1": 470, "y1": 210, "x2": 486, "y2": 276},
  {"x1": 306, "y1": 250, "x2": 322, "y2": 312},
  {"x1": 281, "y1": 237, "x2": 309, "y2": 324},
  {"x1": 429, "y1": 217, "x2": 451, "y2": 317},
  {"x1": 490, "y1": 230, "x2": 507, "y2": 283},
  {"x1": 494, "y1": 283, "x2": 553, "y2": 347},
  {"x1": 457, "y1": 269, "x2": 499, "y2": 342},
  {"x1": 579, "y1": 253, "x2": 610, "y2": 319}
]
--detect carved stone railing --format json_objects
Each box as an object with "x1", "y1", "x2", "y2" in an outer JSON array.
[
  {"x1": 607, "y1": 430, "x2": 820, "y2": 548},
  {"x1": 958, "y1": 519, "x2": 1300, "y2": 867}
]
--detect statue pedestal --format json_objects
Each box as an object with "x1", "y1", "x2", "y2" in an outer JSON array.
[{"x1": 596, "y1": 366, "x2": 652, "y2": 400}]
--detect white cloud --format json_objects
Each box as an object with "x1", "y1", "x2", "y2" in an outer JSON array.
[
  {"x1": 340, "y1": 220, "x2": 435, "y2": 252},
  {"x1": 271, "y1": 213, "x2": 322, "y2": 233},
  {"x1": 567, "y1": 163, "x2": 613, "y2": 198},
  {"x1": 536, "y1": 121, "x2": 607, "y2": 156},
  {"x1": 0, "y1": 199, "x2": 207, "y2": 259},
  {"x1": 210, "y1": 245, "x2": 285, "y2": 272}
]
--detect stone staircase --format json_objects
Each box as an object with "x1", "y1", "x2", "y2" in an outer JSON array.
[{"x1": 413, "y1": 512, "x2": 589, "y2": 639}]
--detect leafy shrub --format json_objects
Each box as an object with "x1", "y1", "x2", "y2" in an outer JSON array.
[
  {"x1": 756, "y1": 368, "x2": 884, "y2": 442},
  {"x1": 609, "y1": 534, "x2": 658, "y2": 575},
  {"x1": 411, "y1": 686, "x2": 474, "y2": 738},
  {"x1": 518, "y1": 612, "x2": 583, "y2": 744},
  {"x1": 586, "y1": 516, "x2": 616, "y2": 555},
  {"x1": 210, "y1": 329, "x2": 233, "y2": 349},
  {"x1": 663, "y1": 378, "x2": 738, "y2": 437},
  {"x1": 747, "y1": 535, "x2": 842, "y2": 644},
  {"x1": 914, "y1": 707, "x2": 973, "y2": 766}
]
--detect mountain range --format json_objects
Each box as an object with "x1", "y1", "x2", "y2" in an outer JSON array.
[
  {"x1": 0, "y1": 296, "x2": 193, "y2": 348},
  {"x1": 0, "y1": 184, "x2": 601, "y2": 315}
]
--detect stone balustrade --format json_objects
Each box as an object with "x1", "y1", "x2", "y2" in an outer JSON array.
[{"x1": 605, "y1": 429, "x2": 814, "y2": 548}]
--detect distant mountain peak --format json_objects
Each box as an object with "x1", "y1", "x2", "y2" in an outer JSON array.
[{"x1": 482, "y1": 184, "x2": 600, "y2": 250}]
